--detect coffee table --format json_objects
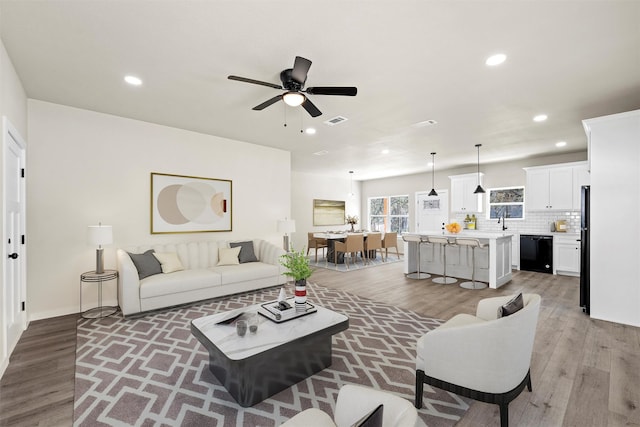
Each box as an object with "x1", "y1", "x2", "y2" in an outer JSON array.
[{"x1": 191, "y1": 301, "x2": 349, "y2": 407}]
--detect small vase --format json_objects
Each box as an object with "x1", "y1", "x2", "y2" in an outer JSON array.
[
  {"x1": 294, "y1": 278, "x2": 307, "y2": 313},
  {"x1": 350, "y1": 223, "x2": 355, "y2": 232}
]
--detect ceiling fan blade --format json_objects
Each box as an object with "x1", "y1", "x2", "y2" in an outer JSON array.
[
  {"x1": 228, "y1": 75, "x2": 282, "y2": 90},
  {"x1": 306, "y1": 86, "x2": 357, "y2": 96},
  {"x1": 252, "y1": 95, "x2": 282, "y2": 110},
  {"x1": 291, "y1": 56, "x2": 312, "y2": 85},
  {"x1": 301, "y1": 98, "x2": 322, "y2": 117}
]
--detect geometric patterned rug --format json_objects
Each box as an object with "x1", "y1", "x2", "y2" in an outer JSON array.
[{"x1": 73, "y1": 283, "x2": 469, "y2": 426}]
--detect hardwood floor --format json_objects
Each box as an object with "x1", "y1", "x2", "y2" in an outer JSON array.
[{"x1": 1, "y1": 261, "x2": 639, "y2": 426}]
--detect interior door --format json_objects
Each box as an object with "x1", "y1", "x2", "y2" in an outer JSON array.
[
  {"x1": 3, "y1": 117, "x2": 26, "y2": 365},
  {"x1": 416, "y1": 190, "x2": 449, "y2": 233}
]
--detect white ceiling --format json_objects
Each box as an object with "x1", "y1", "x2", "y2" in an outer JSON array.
[{"x1": 1, "y1": 1, "x2": 639, "y2": 181}]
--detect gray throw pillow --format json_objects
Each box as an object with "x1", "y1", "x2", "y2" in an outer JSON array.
[
  {"x1": 128, "y1": 249, "x2": 162, "y2": 279},
  {"x1": 229, "y1": 241, "x2": 258, "y2": 263},
  {"x1": 498, "y1": 293, "x2": 524, "y2": 318}
]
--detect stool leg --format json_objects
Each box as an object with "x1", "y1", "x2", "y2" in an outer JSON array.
[
  {"x1": 460, "y1": 245, "x2": 488, "y2": 289},
  {"x1": 407, "y1": 242, "x2": 430, "y2": 279},
  {"x1": 433, "y1": 243, "x2": 457, "y2": 284}
]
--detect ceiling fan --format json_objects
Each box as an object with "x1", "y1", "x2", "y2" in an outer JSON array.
[{"x1": 228, "y1": 56, "x2": 357, "y2": 118}]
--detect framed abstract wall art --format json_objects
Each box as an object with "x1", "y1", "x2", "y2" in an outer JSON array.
[{"x1": 151, "y1": 172, "x2": 232, "y2": 234}]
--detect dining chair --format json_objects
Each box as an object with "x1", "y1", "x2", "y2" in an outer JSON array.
[
  {"x1": 307, "y1": 232, "x2": 328, "y2": 262},
  {"x1": 333, "y1": 233, "x2": 366, "y2": 269},
  {"x1": 382, "y1": 232, "x2": 400, "y2": 261},
  {"x1": 363, "y1": 232, "x2": 383, "y2": 264}
]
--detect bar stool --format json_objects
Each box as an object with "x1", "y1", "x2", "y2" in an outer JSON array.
[
  {"x1": 455, "y1": 238, "x2": 488, "y2": 290},
  {"x1": 427, "y1": 236, "x2": 457, "y2": 284},
  {"x1": 403, "y1": 235, "x2": 430, "y2": 279}
]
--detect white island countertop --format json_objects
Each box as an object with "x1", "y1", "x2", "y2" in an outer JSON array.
[{"x1": 409, "y1": 230, "x2": 514, "y2": 239}]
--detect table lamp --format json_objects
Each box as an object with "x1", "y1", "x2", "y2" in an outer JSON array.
[
  {"x1": 277, "y1": 219, "x2": 296, "y2": 251},
  {"x1": 87, "y1": 223, "x2": 113, "y2": 274}
]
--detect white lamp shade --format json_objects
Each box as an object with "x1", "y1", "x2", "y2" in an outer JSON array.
[
  {"x1": 283, "y1": 92, "x2": 305, "y2": 107},
  {"x1": 277, "y1": 219, "x2": 296, "y2": 233},
  {"x1": 87, "y1": 225, "x2": 113, "y2": 246}
]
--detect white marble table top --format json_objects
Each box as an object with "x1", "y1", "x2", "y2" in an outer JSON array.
[{"x1": 191, "y1": 302, "x2": 348, "y2": 361}]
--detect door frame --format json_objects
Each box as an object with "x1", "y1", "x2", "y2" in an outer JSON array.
[{"x1": 1, "y1": 116, "x2": 27, "y2": 377}]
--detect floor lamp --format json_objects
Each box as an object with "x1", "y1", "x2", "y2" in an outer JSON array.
[{"x1": 277, "y1": 219, "x2": 296, "y2": 252}]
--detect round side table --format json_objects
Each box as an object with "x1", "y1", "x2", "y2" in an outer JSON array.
[{"x1": 80, "y1": 269, "x2": 119, "y2": 319}]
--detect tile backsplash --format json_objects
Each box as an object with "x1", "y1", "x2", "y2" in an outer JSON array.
[{"x1": 451, "y1": 210, "x2": 581, "y2": 234}]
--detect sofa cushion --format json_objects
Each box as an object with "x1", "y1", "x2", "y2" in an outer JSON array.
[
  {"x1": 128, "y1": 249, "x2": 163, "y2": 279},
  {"x1": 218, "y1": 246, "x2": 241, "y2": 265},
  {"x1": 139, "y1": 269, "x2": 222, "y2": 299},
  {"x1": 153, "y1": 252, "x2": 185, "y2": 273},
  {"x1": 230, "y1": 240, "x2": 259, "y2": 263},
  {"x1": 212, "y1": 262, "x2": 280, "y2": 285},
  {"x1": 497, "y1": 293, "x2": 524, "y2": 318}
]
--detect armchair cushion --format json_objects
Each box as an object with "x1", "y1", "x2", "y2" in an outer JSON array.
[{"x1": 498, "y1": 292, "x2": 524, "y2": 318}]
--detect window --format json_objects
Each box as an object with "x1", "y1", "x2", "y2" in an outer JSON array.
[
  {"x1": 368, "y1": 195, "x2": 409, "y2": 233},
  {"x1": 487, "y1": 187, "x2": 525, "y2": 219}
]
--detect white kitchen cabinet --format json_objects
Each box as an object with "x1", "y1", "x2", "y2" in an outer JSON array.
[
  {"x1": 572, "y1": 163, "x2": 590, "y2": 209},
  {"x1": 553, "y1": 234, "x2": 580, "y2": 276},
  {"x1": 524, "y1": 162, "x2": 587, "y2": 211},
  {"x1": 449, "y1": 173, "x2": 483, "y2": 212}
]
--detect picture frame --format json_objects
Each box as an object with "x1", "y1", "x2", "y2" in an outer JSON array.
[
  {"x1": 313, "y1": 199, "x2": 346, "y2": 226},
  {"x1": 151, "y1": 172, "x2": 232, "y2": 234}
]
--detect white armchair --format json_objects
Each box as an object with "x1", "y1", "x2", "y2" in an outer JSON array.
[
  {"x1": 282, "y1": 384, "x2": 418, "y2": 427},
  {"x1": 415, "y1": 293, "x2": 541, "y2": 427}
]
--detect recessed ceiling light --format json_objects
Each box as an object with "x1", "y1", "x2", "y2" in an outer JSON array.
[
  {"x1": 305, "y1": 128, "x2": 316, "y2": 135},
  {"x1": 556, "y1": 141, "x2": 567, "y2": 147},
  {"x1": 485, "y1": 53, "x2": 507, "y2": 66},
  {"x1": 313, "y1": 150, "x2": 329, "y2": 156},
  {"x1": 124, "y1": 75, "x2": 142, "y2": 86},
  {"x1": 533, "y1": 114, "x2": 548, "y2": 122},
  {"x1": 381, "y1": 149, "x2": 390, "y2": 154}
]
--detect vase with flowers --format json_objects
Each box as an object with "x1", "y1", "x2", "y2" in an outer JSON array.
[
  {"x1": 279, "y1": 247, "x2": 313, "y2": 312},
  {"x1": 346, "y1": 215, "x2": 359, "y2": 232}
]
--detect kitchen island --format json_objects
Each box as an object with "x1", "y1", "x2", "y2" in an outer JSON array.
[{"x1": 403, "y1": 231, "x2": 513, "y2": 289}]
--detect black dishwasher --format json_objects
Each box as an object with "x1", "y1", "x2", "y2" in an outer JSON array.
[{"x1": 520, "y1": 235, "x2": 553, "y2": 274}]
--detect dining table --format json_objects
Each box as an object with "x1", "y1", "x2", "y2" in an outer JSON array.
[{"x1": 313, "y1": 232, "x2": 380, "y2": 264}]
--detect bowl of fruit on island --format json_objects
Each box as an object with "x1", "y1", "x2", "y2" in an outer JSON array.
[{"x1": 445, "y1": 222, "x2": 462, "y2": 234}]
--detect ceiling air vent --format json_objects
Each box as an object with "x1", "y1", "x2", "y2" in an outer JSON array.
[{"x1": 324, "y1": 116, "x2": 348, "y2": 126}]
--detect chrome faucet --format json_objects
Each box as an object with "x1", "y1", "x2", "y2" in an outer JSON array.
[{"x1": 497, "y1": 212, "x2": 508, "y2": 231}]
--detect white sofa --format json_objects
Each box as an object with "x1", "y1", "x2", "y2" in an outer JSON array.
[{"x1": 117, "y1": 239, "x2": 287, "y2": 317}]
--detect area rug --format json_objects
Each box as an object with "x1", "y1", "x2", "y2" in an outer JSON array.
[
  {"x1": 312, "y1": 255, "x2": 402, "y2": 272},
  {"x1": 74, "y1": 284, "x2": 469, "y2": 426}
]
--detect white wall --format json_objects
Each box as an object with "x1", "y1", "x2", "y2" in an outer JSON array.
[
  {"x1": 290, "y1": 171, "x2": 361, "y2": 252},
  {"x1": 27, "y1": 100, "x2": 290, "y2": 320},
  {"x1": 586, "y1": 109, "x2": 640, "y2": 327},
  {"x1": 0, "y1": 38, "x2": 28, "y2": 378}
]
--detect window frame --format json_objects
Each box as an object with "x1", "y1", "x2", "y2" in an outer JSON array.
[
  {"x1": 486, "y1": 186, "x2": 525, "y2": 220},
  {"x1": 368, "y1": 194, "x2": 409, "y2": 233}
]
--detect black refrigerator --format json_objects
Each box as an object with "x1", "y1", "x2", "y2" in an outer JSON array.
[{"x1": 580, "y1": 185, "x2": 590, "y2": 314}]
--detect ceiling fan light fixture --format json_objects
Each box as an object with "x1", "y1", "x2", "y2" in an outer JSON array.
[{"x1": 283, "y1": 91, "x2": 305, "y2": 107}]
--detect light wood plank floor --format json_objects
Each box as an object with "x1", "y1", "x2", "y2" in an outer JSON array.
[{"x1": 1, "y1": 261, "x2": 639, "y2": 426}]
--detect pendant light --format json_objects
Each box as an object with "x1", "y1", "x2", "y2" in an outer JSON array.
[
  {"x1": 428, "y1": 152, "x2": 438, "y2": 196},
  {"x1": 348, "y1": 170, "x2": 355, "y2": 198},
  {"x1": 473, "y1": 144, "x2": 486, "y2": 194}
]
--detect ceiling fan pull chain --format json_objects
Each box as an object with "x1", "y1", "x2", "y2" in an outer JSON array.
[{"x1": 283, "y1": 103, "x2": 287, "y2": 127}]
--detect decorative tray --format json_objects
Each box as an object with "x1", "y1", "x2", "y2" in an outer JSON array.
[{"x1": 258, "y1": 297, "x2": 317, "y2": 323}]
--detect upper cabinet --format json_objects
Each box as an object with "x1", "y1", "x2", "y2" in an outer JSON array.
[
  {"x1": 524, "y1": 162, "x2": 589, "y2": 211},
  {"x1": 450, "y1": 173, "x2": 483, "y2": 212}
]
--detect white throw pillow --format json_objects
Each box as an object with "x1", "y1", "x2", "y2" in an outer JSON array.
[
  {"x1": 152, "y1": 252, "x2": 184, "y2": 273},
  {"x1": 218, "y1": 246, "x2": 241, "y2": 266}
]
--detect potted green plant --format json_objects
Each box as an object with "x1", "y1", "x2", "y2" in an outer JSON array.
[
  {"x1": 280, "y1": 247, "x2": 313, "y2": 312},
  {"x1": 279, "y1": 247, "x2": 313, "y2": 285}
]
